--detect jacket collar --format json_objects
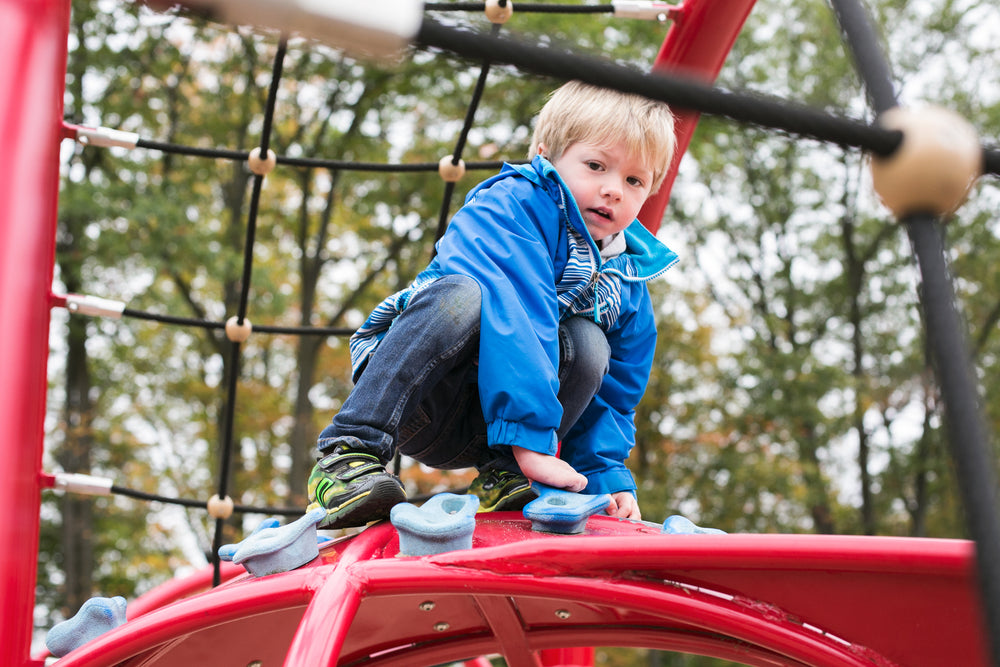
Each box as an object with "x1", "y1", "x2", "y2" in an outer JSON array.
[{"x1": 492, "y1": 156, "x2": 679, "y2": 280}]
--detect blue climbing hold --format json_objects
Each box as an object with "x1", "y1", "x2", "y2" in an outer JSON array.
[
  {"x1": 391, "y1": 492, "x2": 479, "y2": 556},
  {"x1": 661, "y1": 515, "x2": 727, "y2": 535},
  {"x1": 218, "y1": 516, "x2": 281, "y2": 562},
  {"x1": 45, "y1": 595, "x2": 127, "y2": 657},
  {"x1": 522, "y1": 483, "x2": 611, "y2": 534},
  {"x1": 220, "y1": 508, "x2": 326, "y2": 577}
]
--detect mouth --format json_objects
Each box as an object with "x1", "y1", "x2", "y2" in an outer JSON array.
[{"x1": 589, "y1": 207, "x2": 612, "y2": 221}]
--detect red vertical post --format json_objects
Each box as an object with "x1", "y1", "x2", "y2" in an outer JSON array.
[
  {"x1": 0, "y1": 0, "x2": 71, "y2": 665},
  {"x1": 638, "y1": 0, "x2": 758, "y2": 234}
]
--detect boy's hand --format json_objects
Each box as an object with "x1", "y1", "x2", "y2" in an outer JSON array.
[
  {"x1": 512, "y1": 446, "x2": 587, "y2": 492},
  {"x1": 606, "y1": 491, "x2": 641, "y2": 520}
]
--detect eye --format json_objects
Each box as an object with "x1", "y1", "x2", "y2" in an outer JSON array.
[
  {"x1": 586, "y1": 160, "x2": 604, "y2": 172},
  {"x1": 627, "y1": 175, "x2": 645, "y2": 187}
]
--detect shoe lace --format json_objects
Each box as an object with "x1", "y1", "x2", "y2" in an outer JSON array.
[
  {"x1": 320, "y1": 448, "x2": 384, "y2": 474},
  {"x1": 479, "y1": 469, "x2": 516, "y2": 491}
]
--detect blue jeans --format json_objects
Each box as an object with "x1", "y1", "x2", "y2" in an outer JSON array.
[{"x1": 317, "y1": 274, "x2": 610, "y2": 474}]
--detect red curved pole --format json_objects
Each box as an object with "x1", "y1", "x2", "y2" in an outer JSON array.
[
  {"x1": 283, "y1": 523, "x2": 396, "y2": 667},
  {"x1": 0, "y1": 1, "x2": 71, "y2": 666},
  {"x1": 126, "y1": 561, "x2": 244, "y2": 618}
]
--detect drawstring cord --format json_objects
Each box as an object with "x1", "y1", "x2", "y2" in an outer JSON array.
[{"x1": 593, "y1": 273, "x2": 602, "y2": 323}]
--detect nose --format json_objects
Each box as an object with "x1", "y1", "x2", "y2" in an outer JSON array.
[{"x1": 601, "y1": 179, "x2": 622, "y2": 201}]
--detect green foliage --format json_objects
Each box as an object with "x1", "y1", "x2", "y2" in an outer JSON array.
[
  {"x1": 46, "y1": 0, "x2": 680, "y2": 618},
  {"x1": 632, "y1": 0, "x2": 1000, "y2": 542}
]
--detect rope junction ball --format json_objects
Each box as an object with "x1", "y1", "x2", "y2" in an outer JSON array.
[
  {"x1": 247, "y1": 147, "x2": 277, "y2": 176},
  {"x1": 484, "y1": 0, "x2": 514, "y2": 24},
  {"x1": 870, "y1": 105, "x2": 982, "y2": 219},
  {"x1": 225, "y1": 315, "x2": 253, "y2": 343},
  {"x1": 207, "y1": 494, "x2": 235, "y2": 519},
  {"x1": 438, "y1": 156, "x2": 467, "y2": 183}
]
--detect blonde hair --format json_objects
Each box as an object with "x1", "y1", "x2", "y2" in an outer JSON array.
[{"x1": 529, "y1": 81, "x2": 676, "y2": 193}]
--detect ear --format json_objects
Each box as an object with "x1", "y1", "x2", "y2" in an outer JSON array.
[{"x1": 536, "y1": 143, "x2": 547, "y2": 157}]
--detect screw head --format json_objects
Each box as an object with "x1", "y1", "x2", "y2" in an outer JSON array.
[
  {"x1": 419, "y1": 600, "x2": 436, "y2": 611},
  {"x1": 555, "y1": 609, "x2": 571, "y2": 619},
  {"x1": 434, "y1": 622, "x2": 450, "y2": 632}
]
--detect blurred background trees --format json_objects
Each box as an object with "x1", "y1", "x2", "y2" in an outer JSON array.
[{"x1": 41, "y1": 0, "x2": 999, "y2": 663}]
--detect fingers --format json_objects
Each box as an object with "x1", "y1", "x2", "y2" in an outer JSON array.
[
  {"x1": 605, "y1": 492, "x2": 641, "y2": 520},
  {"x1": 513, "y1": 445, "x2": 588, "y2": 491},
  {"x1": 564, "y1": 472, "x2": 588, "y2": 492}
]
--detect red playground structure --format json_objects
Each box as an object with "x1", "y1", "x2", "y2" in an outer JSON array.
[{"x1": 1, "y1": 0, "x2": 996, "y2": 665}]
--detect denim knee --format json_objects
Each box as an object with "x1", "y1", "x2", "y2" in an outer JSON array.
[
  {"x1": 318, "y1": 274, "x2": 482, "y2": 460},
  {"x1": 559, "y1": 316, "x2": 611, "y2": 391},
  {"x1": 412, "y1": 274, "x2": 481, "y2": 336}
]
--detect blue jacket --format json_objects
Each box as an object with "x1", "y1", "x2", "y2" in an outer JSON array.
[{"x1": 350, "y1": 155, "x2": 678, "y2": 494}]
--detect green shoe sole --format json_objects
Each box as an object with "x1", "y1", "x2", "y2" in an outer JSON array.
[
  {"x1": 310, "y1": 478, "x2": 406, "y2": 530},
  {"x1": 477, "y1": 484, "x2": 538, "y2": 513}
]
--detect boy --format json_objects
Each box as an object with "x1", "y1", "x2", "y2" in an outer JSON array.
[{"x1": 307, "y1": 80, "x2": 677, "y2": 529}]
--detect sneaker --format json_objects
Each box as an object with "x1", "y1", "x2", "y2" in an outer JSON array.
[
  {"x1": 306, "y1": 446, "x2": 406, "y2": 529},
  {"x1": 469, "y1": 469, "x2": 537, "y2": 512}
]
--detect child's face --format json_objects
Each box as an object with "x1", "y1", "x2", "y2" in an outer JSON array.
[{"x1": 545, "y1": 140, "x2": 654, "y2": 242}]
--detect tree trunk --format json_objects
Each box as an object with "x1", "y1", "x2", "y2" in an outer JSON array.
[
  {"x1": 290, "y1": 337, "x2": 322, "y2": 505},
  {"x1": 56, "y1": 241, "x2": 96, "y2": 615},
  {"x1": 800, "y1": 425, "x2": 836, "y2": 534}
]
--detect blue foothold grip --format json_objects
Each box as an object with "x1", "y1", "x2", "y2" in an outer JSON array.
[
  {"x1": 662, "y1": 515, "x2": 727, "y2": 535},
  {"x1": 391, "y1": 492, "x2": 479, "y2": 556},
  {"x1": 220, "y1": 508, "x2": 326, "y2": 577},
  {"x1": 218, "y1": 516, "x2": 282, "y2": 562},
  {"x1": 217, "y1": 541, "x2": 238, "y2": 561},
  {"x1": 522, "y1": 483, "x2": 611, "y2": 534},
  {"x1": 45, "y1": 595, "x2": 127, "y2": 657}
]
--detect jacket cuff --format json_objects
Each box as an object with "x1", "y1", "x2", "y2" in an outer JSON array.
[
  {"x1": 487, "y1": 419, "x2": 559, "y2": 455},
  {"x1": 584, "y1": 468, "x2": 637, "y2": 496}
]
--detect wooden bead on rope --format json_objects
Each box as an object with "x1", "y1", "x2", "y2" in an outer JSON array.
[
  {"x1": 225, "y1": 316, "x2": 253, "y2": 343},
  {"x1": 438, "y1": 156, "x2": 466, "y2": 183},
  {"x1": 247, "y1": 147, "x2": 277, "y2": 176},
  {"x1": 870, "y1": 106, "x2": 981, "y2": 219},
  {"x1": 207, "y1": 494, "x2": 234, "y2": 519},
  {"x1": 484, "y1": 0, "x2": 514, "y2": 24}
]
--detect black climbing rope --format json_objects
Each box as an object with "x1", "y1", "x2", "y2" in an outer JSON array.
[
  {"x1": 208, "y1": 37, "x2": 287, "y2": 587},
  {"x1": 831, "y1": 1, "x2": 1000, "y2": 662}
]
